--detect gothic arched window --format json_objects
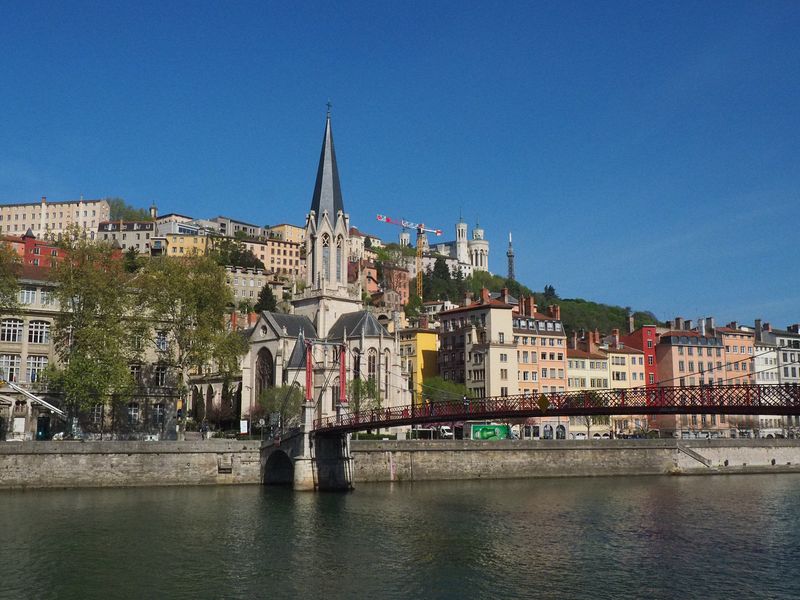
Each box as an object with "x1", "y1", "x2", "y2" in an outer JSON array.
[
  {"x1": 321, "y1": 234, "x2": 330, "y2": 283},
  {"x1": 336, "y1": 236, "x2": 343, "y2": 283},
  {"x1": 367, "y1": 349, "x2": 377, "y2": 385},
  {"x1": 255, "y1": 348, "x2": 274, "y2": 400},
  {"x1": 384, "y1": 350, "x2": 391, "y2": 397}
]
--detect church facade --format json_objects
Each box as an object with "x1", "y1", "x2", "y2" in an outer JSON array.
[{"x1": 240, "y1": 113, "x2": 410, "y2": 424}]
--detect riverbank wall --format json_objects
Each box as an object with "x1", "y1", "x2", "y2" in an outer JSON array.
[
  {"x1": 3, "y1": 439, "x2": 800, "y2": 490},
  {"x1": 350, "y1": 439, "x2": 800, "y2": 483},
  {"x1": 0, "y1": 440, "x2": 261, "y2": 489}
]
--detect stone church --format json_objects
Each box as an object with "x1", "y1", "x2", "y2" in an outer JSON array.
[{"x1": 240, "y1": 112, "x2": 410, "y2": 423}]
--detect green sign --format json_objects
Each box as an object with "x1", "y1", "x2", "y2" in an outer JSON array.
[{"x1": 471, "y1": 424, "x2": 510, "y2": 441}]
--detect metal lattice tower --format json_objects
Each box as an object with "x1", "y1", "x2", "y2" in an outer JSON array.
[{"x1": 506, "y1": 232, "x2": 515, "y2": 281}]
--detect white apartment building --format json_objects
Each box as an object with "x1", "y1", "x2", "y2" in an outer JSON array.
[{"x1": 0, "y1": 197, "x2": 109, "y2": 240}]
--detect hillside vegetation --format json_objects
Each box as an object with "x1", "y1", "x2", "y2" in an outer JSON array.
[{"x1": 411, "y1": 257, "x2": 660, "y2": 335}]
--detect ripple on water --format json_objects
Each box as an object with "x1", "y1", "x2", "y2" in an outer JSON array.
[{"x1": 1, "y1": 475, "x2": 800, "y2": 599}]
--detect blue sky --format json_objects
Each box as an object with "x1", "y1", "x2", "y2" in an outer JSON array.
[{"x1": 1, "y1": 1, "x2": 799, "y2": 326}]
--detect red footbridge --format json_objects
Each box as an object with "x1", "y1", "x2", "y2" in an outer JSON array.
[{"x1": 313, "y1": 384, "x2": 800, "y2": 434}]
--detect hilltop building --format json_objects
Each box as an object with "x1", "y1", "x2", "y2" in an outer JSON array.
[{"x1": 0, "y1": 196, "x2": 109, "y2": 240}]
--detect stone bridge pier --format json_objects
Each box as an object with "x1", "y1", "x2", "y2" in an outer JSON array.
[{"x1": 260, "y1": 402, "x2": 353, "y2": 491}]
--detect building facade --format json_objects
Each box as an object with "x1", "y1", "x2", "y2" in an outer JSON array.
[
  {"x1": 0, "y1": 196, "x2": 110, "y2": 240},
  {"x1": 438, "y1": 289, "x2": 518, "y2": 398},
  {"x1": 268, "y1": 223, "x2": 306, "y2": 244},
  {"x1": 398, "y1": 328, "x2": 439, "y2": 405},
  {"x1": 98, "y1": 220, "x2": 156, "y2": 254}
]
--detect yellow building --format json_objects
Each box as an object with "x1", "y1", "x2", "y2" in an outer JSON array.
[
  {"x1": 398, "y1": 328, "x2": 439, "y2": 405},
  {"x1": 267, "y1": 223, "x2": 305, "y2": 244},
  {"x1": 165, "y1": 233, "x2": 210, "y2": 256}
]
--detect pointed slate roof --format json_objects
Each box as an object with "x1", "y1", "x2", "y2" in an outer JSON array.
[
  {"x1": 309, "y1": 112, "x2": 344, "y2": 226},
  {"x1": 327, "y1": 311, "x2": 390, "y2": 341},
  {"x1": 287, "y1": 330, "x2": 308, "y2": 369}
]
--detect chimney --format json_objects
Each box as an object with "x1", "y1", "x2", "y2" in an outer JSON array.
[
  {"x1": 675, "y1": 317, "x2": 683, "y2": 330},
  {"x1": 666, "y1": 320, "x2": 674, "y2": 330},
  {"x1": 586, "y1": 330, "x2": 597, "y2": 353},
  {"x1": 684, "y1": 319, "x2": 692, "y2": 331},
  {"x1": 706, "y1": 317, "x2": 715, "y2": 332},
  {"x1": 789, "y1": 324, "x2": 800, "y2": 334},
  {"x1": 764, "y1": 322, "x2": 772, "y2": 332},
  {"x1": 628, "y1": 315, "x2": 635, "y2": 334},
  {"x1": 40, "y1": 196, "x2": 46, "y2": 204},
  {"x1": 464, "y1": 291, "x2": 473, "y2": 306},
  {"x1": 572, "y1": 330, "x2": 578, "y2": 349},
  {"x1": 553, "y1": 304, "x2": 560, "y2": 320},
  {"x1": 755, "y1": 319, "x2": 762, "y2": 342},
  {"x1": 480, "y1": 287, "x2": 491, "y2": 303},
  {"x1": 612, "y1": 328, "x2": 620, "y2": 346},
  {"x1": 699, "y1": 318, "x2": 706, "y2": 336},
  {"x1": 500, "y1": 287, "x2": 509, "y2": 304},
  {"x1": 727, "y1": 321, "x2": 738, "y2": 330}
]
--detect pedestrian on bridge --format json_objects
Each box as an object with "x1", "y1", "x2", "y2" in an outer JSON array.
[{"x1": 463, "y1": 395, "x2": 470, "y2": 414}]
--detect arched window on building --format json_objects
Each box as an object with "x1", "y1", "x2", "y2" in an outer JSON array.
[
  {"x1": 384, "y1": 350, "x2": 391, "y2": 398},
  {"x1": 332, "y1": 377, "x2": 340, "y2": 411},
  {"x1": 336, "y1": 236, "x2": 343, "y2": 283},
  {"x1": 255, "y1": 348, "x2": 274, "y2": 400},
  {"x1": 367, "y1": 349, "x2": 377, "y2": 385},
  {"x1": 321, "y1": 234, "x2": 330, "y2": 283}
]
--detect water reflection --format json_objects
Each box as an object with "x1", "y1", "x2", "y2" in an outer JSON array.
[{"x1": 2, "y1": 476, "x2": 800, "y2": 599}]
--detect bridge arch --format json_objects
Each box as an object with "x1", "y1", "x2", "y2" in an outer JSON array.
[{"x1": 263, "y1": 449, "x2": 294, "y2": 486}]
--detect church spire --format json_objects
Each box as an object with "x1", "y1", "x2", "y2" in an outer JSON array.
[{"x1": 309, "y1": 109, "x2": 344, "y2": 226}]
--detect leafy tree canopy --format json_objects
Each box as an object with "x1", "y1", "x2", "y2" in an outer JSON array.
[
  {"x1": 254, "y1": 285, "x2": 277, "y2": 313},
  {"x1": 258, "y1": 384, "x2": 304, "y2": 428},
  {"x1": 209, "y1": 236, "x2": 265, "y2": 270},
  {"x1": 47, "y1": 225, "x2": 142, "y2": 413},
  {"x1": 422, "y1": 376, "x2": 470, "y2": 403},
  {"x1": 0, "y1": 242, "x2": 20, "y2": 314},
  {"x1": 106, "y1": 197, "x2": 151, "y2": 221}
]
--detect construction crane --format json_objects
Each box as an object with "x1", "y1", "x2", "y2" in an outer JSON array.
[{"x1": 376, "y1": 214, "x2": 442, "y2": 298}]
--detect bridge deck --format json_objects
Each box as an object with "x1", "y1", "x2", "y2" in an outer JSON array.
[{"x1": 313, "y1": 384, "x2": 800, "y2": 434}]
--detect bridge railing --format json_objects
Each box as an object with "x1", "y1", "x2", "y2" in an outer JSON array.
[{"x1": 313, "y1": 383, "x2": 800, "y2": 433}]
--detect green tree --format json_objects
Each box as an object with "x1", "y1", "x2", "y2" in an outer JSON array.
[
  {"x1": 106, "y1": 197, "x2": 151, "y2": 221},
  {"x1": 404, "y1": 293, "x2": 423, "y2": 321},
  {"x1": 254, "y1": 285, "x2": 277, "y2": 313},
  {"x1": 348, "y1": 378, "x2": 378, "y2": 414},
  {"x1": 47, "y1": 226, "x2": 140, "y2": 426},
  {"x1": 140, "y1": 255, "x2": 237, "y2": 438},
  {"x1": 123, "y1": 247, "x2": 142, "y2": 273},
  {"x1": 422, "y1": 376, "x2": 469, "y2": 403},
  {"x1": 258, "y1": 384, "x2": 305, "y2": 429},
  {"x1": 0, "y1": 242, "x2": 20, "y2": 314},
  {"x1": 209, "y1": 236, "x2": 265, "y2": 270}
]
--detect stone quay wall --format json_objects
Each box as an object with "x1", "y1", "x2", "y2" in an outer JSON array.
[
  {"x1": 350, "y1": 439, "x2": 800, "y2": 483},
  {"x1": 4, "y1": 439, "x2": 800, "y2": 490},
  {"x1": 0, "y1": 440, "x2": 261, "y2": 489}
]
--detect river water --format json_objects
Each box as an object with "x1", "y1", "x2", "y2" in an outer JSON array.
[{"x1": 3, "y1": 475, "x2": 800, "y2": 599}]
